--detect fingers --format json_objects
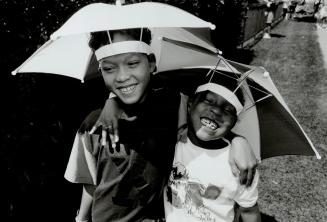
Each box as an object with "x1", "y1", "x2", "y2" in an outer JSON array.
[
  {"x1": 245, "y1": 169, "x2": 254, "y2": 187},
  {"x1": 112, "y1": 118, "x2": 120, "y2": 144},
  {"x1": 90, "y1": 121, "x2": 102, "y2": 134},
  {"x1": 239, "y1": 169, "x2": 246, "y2": 185},
  {"x1": 89, "y1": 124, "x2": 98, "y2": 134},
  {"x1": 101, "y1": 129, "x2": 107, "y2": 147},
  {"x1": 229, "y1": 159, "x2": 240, "y2": 177}
]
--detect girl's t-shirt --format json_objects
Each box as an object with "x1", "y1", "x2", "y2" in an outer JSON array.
[{"x1": 65, "y1": 86, "x2": 182, "y2": 222}]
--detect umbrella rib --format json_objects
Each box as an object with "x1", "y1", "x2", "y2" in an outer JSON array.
[
  {"x1": 247, "y1": 83, "x2": 271, "y2": 96},
  {"x1": 12, "y1": 39, "x2": 54, "y2": 75},
  {"x1": 240, "y1": 94, "x2": 273, "y2": 115},
  {"x1": 220, "y1": 57, "x2": 241, "y2": 78}
]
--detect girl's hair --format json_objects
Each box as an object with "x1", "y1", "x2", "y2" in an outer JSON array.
[{"x1": 88, "y1": 28, "x2": 152, "y2": 51}]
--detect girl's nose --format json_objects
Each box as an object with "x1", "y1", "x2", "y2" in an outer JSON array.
[{"x1": 115, "y1": 66, "x2": 131, "y2": 82}]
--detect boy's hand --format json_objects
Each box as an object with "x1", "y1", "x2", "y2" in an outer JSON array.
[
  {"x1": 90, "y1": 97, "x2": 121, "y2": 150},
  {"x1": 229, "y1": 137, "x2": 258, "y2": 187},
  {"x1": 90, "y1": 114, "x2": 119, "y2": 149}
]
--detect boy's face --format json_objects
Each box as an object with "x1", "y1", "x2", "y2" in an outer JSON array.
[
  {"x1": 189, "y1": 91, "x2": 237, "y2": 141},
  {"x1": 99, "y1": 33, "x2": 155, "y2": 105}
]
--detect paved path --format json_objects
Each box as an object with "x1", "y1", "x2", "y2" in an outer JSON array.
[
  {"x1": 248, "y1": 19, "x2": 327, "y2": 222},
  {"x1": 317, "y1": 24, "x2": 327, "y2": 69}
]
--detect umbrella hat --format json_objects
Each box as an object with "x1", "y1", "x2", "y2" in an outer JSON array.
[
  {"x1": 156, "y1": 63, "x2": 321, "y2": 161},
  {"x1": 50, "y1": 2, "x2": 216, "y2": 39},
  {"x1": 12, "y1": 2, "x2": 218, "y2": 81}
]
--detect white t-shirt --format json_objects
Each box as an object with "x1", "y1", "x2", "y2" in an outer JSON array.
[{"x1": 164, "y1": 138, "x2": 259, "y2": 222}]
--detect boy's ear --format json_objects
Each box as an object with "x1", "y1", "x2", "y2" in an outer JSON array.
[{"x1": 148, "y1": 53, "x2": 157, "y2": 73}]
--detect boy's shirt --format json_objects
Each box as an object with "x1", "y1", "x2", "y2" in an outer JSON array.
[
  {"x1": 164, "y1": 138, "x2": 259, "y2": 222},
  {"x1": 65, "y1": 83, "x2": 183, "y2": 222}
]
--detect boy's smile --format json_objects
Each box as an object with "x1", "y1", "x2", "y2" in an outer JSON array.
[
  {"x1": 200, "y1": 117, "x2": 219, "y2": 130},
  {"x1": 189, "y1": 91, "x2": 237, "y2": 141}
]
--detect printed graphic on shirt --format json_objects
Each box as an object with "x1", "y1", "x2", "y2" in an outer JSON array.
[{"x1": 166, "y1": 162, "x2": 222, "y2": 221}]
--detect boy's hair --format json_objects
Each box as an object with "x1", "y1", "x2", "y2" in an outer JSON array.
[{"x1": 89, "y1": 28, "x2": 152, "y2": 51}]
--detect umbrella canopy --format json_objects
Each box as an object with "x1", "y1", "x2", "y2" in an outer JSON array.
[
  {"x1": 12, "y1": 2, "x2": 218, "y2": 81},
  {"x1": 50, "y1": 2, "x2": 215, "y2": 38},
  {"x1": 156, "y1": 65, "x2": 321, "y2": 161}
]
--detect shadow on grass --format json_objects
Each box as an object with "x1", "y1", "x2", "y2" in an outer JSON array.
[
  {"x1": 261, "y1": 213, "x2": 278, "y2": 222},
  {"x1": 238, "y1": 213, "x2": 278, "y2": 222},
  {"x1": 292, "y1": 16, "x2": 317, "y2": 23},
  {"x1": 270, "y1": 33, "x2": 286, "y2": 38}
]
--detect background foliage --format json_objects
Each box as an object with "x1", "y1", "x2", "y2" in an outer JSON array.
[{"x1": 1, "y1": 0, "x2": 250, "y2": 221}]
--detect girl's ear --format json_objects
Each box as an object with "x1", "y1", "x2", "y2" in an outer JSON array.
[
  {"x1": 98, "y1": 66, "x2": 104, "y2": 75},
  {"x1": 187, "y1": 96, "x2": 193, "y2": 114},
  {"x1": 148, "y1": 53, "x2": 157, "y2": 73}
]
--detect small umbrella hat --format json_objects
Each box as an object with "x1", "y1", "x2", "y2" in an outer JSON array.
[{"x1": 157, "y1": 62, "x2": 321, "y2": 161}]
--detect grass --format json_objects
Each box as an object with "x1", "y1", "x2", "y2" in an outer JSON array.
[{"x1": 248, "y1": 20, "x2": 327, "y2": 221}]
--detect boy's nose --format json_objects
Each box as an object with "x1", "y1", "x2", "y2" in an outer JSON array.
[
  {"x1": 115, "y1": 66, "x2": 131, "y2": 82},
  {"x1": 210, "y1": 106, "x2": 222, "y2": 116}
]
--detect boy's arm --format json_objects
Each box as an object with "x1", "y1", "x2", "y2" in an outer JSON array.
[
  {"x1": 90, "y1": 95, "x2": 123, "y2": 148},
  {"x1": 75, "y1": 185, "x2": 95, "y2": 222},
  {"x1": 239, "y1": 204, "x2": 261, "y2": 222}
]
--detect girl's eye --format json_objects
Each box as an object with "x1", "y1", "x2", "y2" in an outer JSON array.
[
  {"x1": 101, "y1": 66, "x2": 115, "y2": 73},
  {"x1": 128, "y1": 60, "x2": 140, "y2": 67}
]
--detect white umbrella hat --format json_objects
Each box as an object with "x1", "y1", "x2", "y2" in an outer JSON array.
[
  {"x1": 12, "y1": 1, "x2": 218, "y2": 81},
  {"x1": 50, "y1": 1, "x2": 215, "y2": 39}
]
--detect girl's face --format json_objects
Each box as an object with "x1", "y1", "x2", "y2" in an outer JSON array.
[
  {"x1": 189, "y1": 91, "x2": 238, "y2": 141},
  {"x1": 99, "y1": 33, "x2": 155, "y2": 105}
]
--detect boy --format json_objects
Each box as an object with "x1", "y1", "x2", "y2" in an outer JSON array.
[{"x1": 164, "y1": 75, "x2": 261, "y2": 222}]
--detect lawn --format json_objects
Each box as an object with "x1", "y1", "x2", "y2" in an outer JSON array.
[{"x1": 247, "y1": 20, "x2": 327, "y2": 221}]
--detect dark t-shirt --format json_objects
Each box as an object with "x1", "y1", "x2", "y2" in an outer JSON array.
[{"x1": 88, "y1": 86, "x2": 181, "y2": 222}]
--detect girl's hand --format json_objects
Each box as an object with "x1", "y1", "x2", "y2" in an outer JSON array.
[{"x1": 229, "y1": 137, "x2": 258, "y2": 187}]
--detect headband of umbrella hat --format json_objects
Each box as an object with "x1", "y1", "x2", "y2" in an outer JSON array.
[
  {"x1": 95, "y1": 28, "x2": 152, "y2": 61},
  {"x1": 196, "y1": 83, "x2": 244, "y2": 115},
  {"x1": 197, "y1": 57, "x2": 272, "y2": 116}
]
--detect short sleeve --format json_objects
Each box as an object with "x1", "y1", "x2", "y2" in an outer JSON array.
[
  {"x1": 234, "y1": 170, "x2": 259, "y2": 208},
  {"x1": 64, "y1": 132, "x2": 99, "y2": 185}
]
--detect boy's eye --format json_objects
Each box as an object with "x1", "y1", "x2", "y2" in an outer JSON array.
[
  {"x1": 204, "y1": 98, "x2": 213, "y2": 104},
  {"x1": 224, "y1": 105, "x2": 236, "y2": 114}
]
